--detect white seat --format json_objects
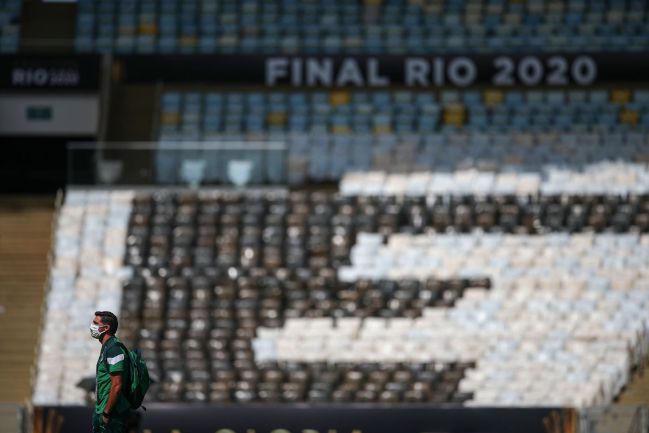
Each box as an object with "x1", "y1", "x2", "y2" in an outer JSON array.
[{"x1": 33, "y1": 190, "x2": 134, "y2": 405}]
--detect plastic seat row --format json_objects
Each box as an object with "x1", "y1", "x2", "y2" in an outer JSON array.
[
  {"x1": 125, "y1": 191, "x2": 649, "y2": 277},
  {"x1": 74, "y1": 0, "x2": 649, "y2": 53},
  {"x1": 340, "y1": 231, "x2": 649, "y2": 283},
  {"x1": 159, "y1": 360, "x2": 473, "y2": 404},
  {"x1": 159, "y1": 89, "x2": 649, "y2": 138},
  {"x1": 341, "y1": 163, "x2": 649, "y2": 196},
  {"x1": 163, "y1": 88, "x2": 649, "y2": 106}
]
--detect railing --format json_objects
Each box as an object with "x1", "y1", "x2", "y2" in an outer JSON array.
[{"x1": 67, "y1": 141, "x2": 288, "y2": 187}]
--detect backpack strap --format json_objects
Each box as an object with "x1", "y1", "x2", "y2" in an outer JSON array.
[
  {"x1": 102, "y1": 344, "x2": 109, "y2": 369},
  {"x1": 114, "y1": 342, "x2": 132, "y2": 388}
]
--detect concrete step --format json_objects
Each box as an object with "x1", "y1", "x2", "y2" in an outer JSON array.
[
  {"x1": 593, "y1": 406, "x2": 646, "y2": 433},
  {"x1": 0, "y1": 405, "x2": 24, "y2": 433},
  {"x1": 618, "y1": 358, "x2": 649, "y2": 406},
  {"x1": 0, "y1": 197, "x2": 54, "y2": 404}
]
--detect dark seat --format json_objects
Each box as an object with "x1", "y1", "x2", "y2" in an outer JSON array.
[{"x1": 120, "y1": 190, "x2": 649, "y2": 404}]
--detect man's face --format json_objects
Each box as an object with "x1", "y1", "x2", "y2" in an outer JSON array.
[{"x1": 90, "y1": 316, "x2": 109, "y2": 338}]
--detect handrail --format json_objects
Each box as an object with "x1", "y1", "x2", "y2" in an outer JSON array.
[{"x1": 66, "y1": 140, "x2": 290, "y2": 186}]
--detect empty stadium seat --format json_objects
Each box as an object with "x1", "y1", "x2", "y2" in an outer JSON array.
[
  {"x1": 342, "y1": 164, "x2": 649, "y2": 196},
  {"x1": 160, "y1": 89, "x2": 649, "y2": 140},
  {"x1": 34, "y1": 189, "x2": 649, "y2": 407},
  {"x1": 156, "y1": 89, "x2": 649, "y2": 183},
  {"x1": 74, "y1": 0, "x2": 649, "y2": 54},
  {"x1": 32, "y1": 191, "x2": 134, "y2": 404}
]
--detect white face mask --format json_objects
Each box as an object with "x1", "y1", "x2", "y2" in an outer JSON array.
[{"x1": 89, "y1": 323, "x2": 108, "y2": 339}]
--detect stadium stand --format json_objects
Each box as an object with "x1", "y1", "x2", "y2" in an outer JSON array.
[
  {"x1": 33, "y1": 189, "x2": 649, "y2": 408},
  {"x1": 74, "y1": 0, "x2": 649, "y2": 53},
  {"x1": 0, "y1": 0, "x2": 21, "y2": 52},
  {"x1": 10, "y1": 0, "x2": 649, "y2": 430}
]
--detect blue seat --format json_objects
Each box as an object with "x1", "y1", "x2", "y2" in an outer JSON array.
[
  {"x1": 198, "y1": 37, "x2": 216, "y2": 53},
  {"x1": 75, "y1": 35, "x2": 94, "y2": 52},
  {"x1": 115, "y1": 35, "x2": 135, "y2": 52}
]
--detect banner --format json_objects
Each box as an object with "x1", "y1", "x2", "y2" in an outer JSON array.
[
  {"x1": 3, "y1": 53, "x2": 646, "y2": 90},
  {"x1": 0, "y1": 55, "x2": 101, "y2": 90},
  {"x1": 33, "y1": 405, "x2": 574, "y2": 433},
  {"x1": 118, "y1": 53, "x2": 649, "y2": 87}
]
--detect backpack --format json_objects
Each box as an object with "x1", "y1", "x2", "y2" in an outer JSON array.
[{"x1": 112, "y1": 342, "x2": 151, "y2": 411}]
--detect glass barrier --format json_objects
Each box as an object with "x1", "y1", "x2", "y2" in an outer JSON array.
[{"x1": 67, "y1": 142, "x2": 287, "y2": 187}]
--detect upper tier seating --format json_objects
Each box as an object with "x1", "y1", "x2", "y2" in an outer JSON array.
[
  {"x1": 75, "y1": 0, "x2": 649, "y2": 53},
  {"x1": 160, "y1": 90, "x2": 649, "y2": 139},
  {"x1": 0, "y1": 0, "x2": 20, "y2": 52},
  {"x1": 157, "y1": 89, "x2": 649, "y2": 183},
  {"x1": 33, "y1": 189, "x2": 649, "y2": 408}
]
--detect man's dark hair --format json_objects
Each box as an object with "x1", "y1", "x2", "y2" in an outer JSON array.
[{"x1": 95, "y1": 311, "x2": 118, "y2": 335}]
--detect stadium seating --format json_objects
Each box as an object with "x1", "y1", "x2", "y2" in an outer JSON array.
[
  {"x1": 153, "y1": 133, "x2": 649, "y2": 185},
  {"x1": 32, "y1": 191, "x2": 133, "y2": 404},
  {"x1": 0, "y1": 0, "x2": 21, "y2": 52},
  {"x1": 341, "y1": 164, "x2": 649, "y2": 196},
  {"x1": 33, "y1": 189, "x2": 649, "y2": 407},
  {"x1": 29, "y1": 20, "x2": 649, "y2": 404},
  {"x1": 74, "y1": 0, "x2": 649, "y2": 53},
  {"x1": 159, "y1": 90, "x2": 649, "y2": 138},
  {"x1": 177, "y1": 360, "x2": 476, "y2": 404},
  {"x1": 18, "y1": 0, "x2": 649, "y2": 423},
  {"x1": 156, "y1": 89, "x2": 649, "y2": 183},
  {"x1": 331, "y1": 232, "x2": 649, "y2": 406}
]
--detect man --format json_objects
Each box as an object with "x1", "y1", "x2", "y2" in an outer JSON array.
[{"x1": 90, "y1": 311, "x2": 131, "y2": 433}]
